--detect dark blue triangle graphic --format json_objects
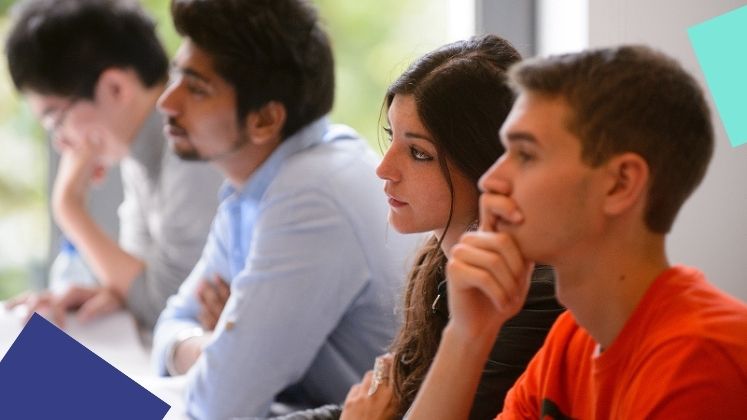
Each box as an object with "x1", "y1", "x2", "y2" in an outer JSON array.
[{"x1": 0, "y1": 313, "x2": 170, "y2": 419}]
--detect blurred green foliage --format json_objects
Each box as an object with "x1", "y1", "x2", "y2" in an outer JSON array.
[
  {"x1": 0, "y1": 268, "x2": 26, "y2": 300},
  {"x1": 140, "y1": 0, "x2": 448, "y2": 145},
  {"x1": 0, "y1": 6, "x2": 49, "y2": 299},
  {"x1": 318, "y1": 0, "x2": 448, "y2": 146},
  {"x1": 0, "y1": 0, "x2": 447, "y2": 299}
]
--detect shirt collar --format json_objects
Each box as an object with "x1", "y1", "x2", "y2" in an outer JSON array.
[{"x1": 218, "y1": 117, "x2": 331, "y2": 202}]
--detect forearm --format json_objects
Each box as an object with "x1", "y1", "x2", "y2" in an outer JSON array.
[
  {"x1": 152, "y1": 266, "x2": 206, "y2": 376},
  {"x1": 408, "y1": 323, "x2": 499, "y2": 420},
  {"x1": 53, "y1": 201, "x2": 144, "y2": 299},
  {"x1": 171, "y1": 333, "x2": 211, "y2": 375}
]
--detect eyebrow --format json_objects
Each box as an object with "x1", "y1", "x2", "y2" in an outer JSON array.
[
  {"x1": 404, "y1": 131, "x2": 434, "y2": 143},
  {"x1": 170, "y1": 62, "x2": 212, "y2": 85},
  {"x1": 384, "y1": 121, "x2": 435, "y2": 143},
  {"x1": 504, "y1": 131, "x2": 538, "y2": 145}
]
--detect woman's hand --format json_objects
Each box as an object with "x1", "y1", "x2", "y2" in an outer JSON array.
[{"x1": 341, "y1": 354, "x2": 398, "y2": 420}]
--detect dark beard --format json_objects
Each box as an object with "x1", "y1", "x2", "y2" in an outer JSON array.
[{"x1": 175, "y1": 131, "x2": 250, "y2": 162}]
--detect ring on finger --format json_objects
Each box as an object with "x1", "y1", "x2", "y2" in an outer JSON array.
[{"x1": 367, "y1": 356, "x2": 390, "y2": 396}]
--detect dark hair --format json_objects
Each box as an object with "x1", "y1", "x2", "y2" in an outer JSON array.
[
  {"x1": 510, "y1": 45, "x2": 714, "y2": 233},
  {"x1": 5, "y1": 0, "x2": 168, "y2": 99},
  {"x1": 386, "y1": 34, "x2": 521, "y2": 416},
  {"x1": 171, "y1": 0, "x2": 335, "y2": 139}
]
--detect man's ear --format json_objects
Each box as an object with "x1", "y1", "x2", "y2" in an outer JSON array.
[
  {"x1": 94, "y1": 68, "x2": 136, "y2": 107},
  {"x1": 245, "y1": 101, "x2": 286, "y2": 146},
  {"x1": 602, "y1": 152, "x2": 650, "y2": 217}
]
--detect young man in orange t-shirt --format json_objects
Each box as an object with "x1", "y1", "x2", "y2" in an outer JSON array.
[{"x1": 406, "y1": 45, "x2": 747, "y2": 419}]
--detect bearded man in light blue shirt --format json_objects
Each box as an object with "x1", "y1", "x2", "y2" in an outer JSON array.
[{"x1": 151, "y1": 0, "x2": 421, "y2": 418}]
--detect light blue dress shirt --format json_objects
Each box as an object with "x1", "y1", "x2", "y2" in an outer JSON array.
[{"x1": 152, "y1": 118, "x2": 421, "y2": 419}]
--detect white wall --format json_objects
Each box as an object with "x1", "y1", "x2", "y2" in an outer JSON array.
[
  {"x1": 448, "y1": 0, "x2": 476, "y2": 41},
  {"x1": 581, "y1": 0, "x2": 747, "y2": 300},
  {"x1": 537, "y1": 0, "x2": 588, "y2": 55}
]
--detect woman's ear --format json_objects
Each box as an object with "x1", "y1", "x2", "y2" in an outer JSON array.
[
  {"x1": 245, "y1": 101, "x2": 286, "y2": 146},
  {"x1": 602, "y1": 152, "x2": 650, "y2": 217}
]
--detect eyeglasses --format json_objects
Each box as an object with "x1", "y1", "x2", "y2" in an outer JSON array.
[{"x1": 42, "y1": 100, "x2": 79, "y2": 140}]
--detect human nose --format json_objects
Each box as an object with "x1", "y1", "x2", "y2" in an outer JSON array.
[
  {"x1": 478, "y1": 154, "x2": 511, "y2": 195},
  {"x1": 376, "y1": 145, "x2": 401, "y2": 182},
  {"x1": 157, "y1": 82, "x2": 181, "y2": 117}
]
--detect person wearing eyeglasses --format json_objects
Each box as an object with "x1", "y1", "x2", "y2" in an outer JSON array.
[{"x1": 3, "y1": 0, "x2": 223, "y2": 331}]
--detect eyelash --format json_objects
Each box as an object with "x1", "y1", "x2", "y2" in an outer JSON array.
[
  {"x1": 186, "y1": 82, "x2": 208, "y2": 96},
  {"x1": 515, "y1": 149, "x2": 534, "y2": 163},
  {"x1": 383, "y1": 126, "x2": 393, "y2": 141},
  {"x1": 382, "y1": 126, "x2": 434, "y2": 162},
  {"x1": 169, "y1": 70, "x2": 208, "y2": 97},
  {"x1": 410, "y1": 146, "x2": 433, "y2": 161}
]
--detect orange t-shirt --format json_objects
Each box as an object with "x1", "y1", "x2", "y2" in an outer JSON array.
[{"x1": 499, "y1": 265, "x2": 747, "y2": 419}]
